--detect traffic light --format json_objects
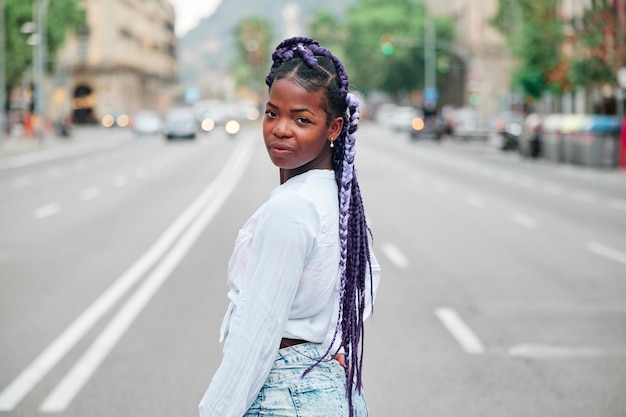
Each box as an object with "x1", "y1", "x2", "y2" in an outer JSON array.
[{"x1": 380, "y1": 34, "x2": 394, "y2": 55}]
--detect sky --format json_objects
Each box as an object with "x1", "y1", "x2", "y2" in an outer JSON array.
[{"x1": 168, "y1": 0, "x2": 224, "y2": 37}]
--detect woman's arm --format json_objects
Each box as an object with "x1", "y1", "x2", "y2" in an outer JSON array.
[{"x1": 199, "y1": 193, "x2": 318, "y2": 417}]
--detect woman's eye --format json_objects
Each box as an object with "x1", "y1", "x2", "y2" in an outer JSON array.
[
  {"x1": 296, "y1": 117, "x2": 311, "y2": 124},
  {"x1": 264, "y1": 110, "x2": 276, "y2": 118}
]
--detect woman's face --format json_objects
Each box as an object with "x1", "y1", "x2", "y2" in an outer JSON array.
[{"x1": 263, "y1": 78, "x2": 343, "y2": 180}]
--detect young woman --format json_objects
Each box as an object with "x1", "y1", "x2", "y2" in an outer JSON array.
[{"x1": 199, "y1": 36, "x2": 380, "y2": 417}]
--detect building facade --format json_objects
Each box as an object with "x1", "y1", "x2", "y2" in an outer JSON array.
[
  {"x1": 427, "y1": 0, "x2": 514, "y2": 118},
  {"x1": 51, "y1": 0, "x2": 177, "y2": 124}
]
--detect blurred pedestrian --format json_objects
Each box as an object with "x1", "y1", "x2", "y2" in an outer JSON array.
[{"x1": 198, "y1": 37, "x2": 380, "y2": 417}]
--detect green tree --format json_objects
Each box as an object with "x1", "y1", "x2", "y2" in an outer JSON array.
[
  {"x1": 491, "y1": 0, "x2": 563, "y2": 99},
  {"x1": 4, "y1": 0, "x2": 84, "y2": 91},
  {"x1": 343, "y1": 0, "x2": 455, "y2": 100},
  {"x1": 233, "y1": 16, "x2": 272, "y2": 99},
  {"x1": 308, "y1": 11, "x2": 347, "y2": 61},
  {"x1": 568, "y1": 1, "x2": 625, "y2": 89}
]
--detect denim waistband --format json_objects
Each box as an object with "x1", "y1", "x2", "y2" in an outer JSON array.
[{"x1": 274, "y1": 342, "x2": 332, "y2": 367}]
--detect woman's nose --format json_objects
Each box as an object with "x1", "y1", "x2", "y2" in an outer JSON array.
[{"x1": 272, "y1": 120, "x2": 291, "y2": 137}]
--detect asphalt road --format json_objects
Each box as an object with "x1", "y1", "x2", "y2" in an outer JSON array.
[{"x1": 0, "y1": 123, "x2": 624, "y2": 417}]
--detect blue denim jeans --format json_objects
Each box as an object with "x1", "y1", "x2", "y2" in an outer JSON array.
[{"x1": 243, "y1": 343, "x2": 368, "y2": 416}]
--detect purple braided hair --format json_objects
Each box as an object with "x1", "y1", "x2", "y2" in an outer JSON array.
[{"x1": 266, "y1": 37, "x2": 374, "y2": 416}]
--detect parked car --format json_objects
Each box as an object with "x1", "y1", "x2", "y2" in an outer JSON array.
[
  {"x1": 163, "y1": 108, "x2": 197, "y2": 140},
  {"x1": 131, "y1": 110, "x2": 162, "y2": 136},
  {"x1": 450, "y1": 107, "x2": 491, "y2": 141},
  {"x1": 389, "y1": 106, "x2": 420, "y2": 133},
  {"x1": 410, "y1": 112, "x2": 446, "y2": 140}
]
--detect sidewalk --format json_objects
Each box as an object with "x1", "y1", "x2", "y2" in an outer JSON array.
[
  {"x1": 0, "y1": 126, "x2": 132, "y2": 170},
  {"x1": 0, "y1": 126, "x2": 127, "y2": 158}
]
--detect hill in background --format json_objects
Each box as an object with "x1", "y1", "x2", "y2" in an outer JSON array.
[{"x1": 177, "y1": 0, "x2": 355, "y2": 94}]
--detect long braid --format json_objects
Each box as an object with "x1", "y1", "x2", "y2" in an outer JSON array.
[{"x1": 265, "y1": 37, "x2": 373, "y2": 417}]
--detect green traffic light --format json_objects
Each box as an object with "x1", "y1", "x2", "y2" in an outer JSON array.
[{"x1": 381, "y1": 43, "x2": 394, "y2": 55}]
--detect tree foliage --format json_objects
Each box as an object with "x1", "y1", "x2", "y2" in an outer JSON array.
[
  {"x1": 308, "y1": 11, "x2": 347, "y2": 62},
  {"x1": 233, "y1": 16, "x2": 273, "y2": 96},
  {"x1": 568, "y1": 1, "x2": 625, "y2": 88},
  {"x1": 342, "y1": 0, "x2": 455, "y2": 99},
  {"x1": 4, "y1": 0, "x2": 84, "y2": 90},
  {"x1": 492, "y1": 0, "x2": 563, "y2": 99}
]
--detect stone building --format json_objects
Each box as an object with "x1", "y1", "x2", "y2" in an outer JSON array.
[
  {"x1": 426, "y1": 0, "x2": 514, "y2": 118},
  {"x1": 51, "y1": 0, "x2": 178, "y2": 124}
]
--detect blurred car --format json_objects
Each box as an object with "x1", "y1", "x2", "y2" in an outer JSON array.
[
  {"x1": 131, "y1": 110, "x2": 162, "y2": 136},
  {"x1": 517, "y1": 113, "x2": 544, "y2": 158},
  {"x1": 374, "y1": 103, "x2": 397, "y2": 127},
  {"x1": 390, "y1": 106, "x2": 420, "y2": 133},
  {"x1": 450, "y1": 107, "x2": 491, "y2": 141},
  {"x1": 489, "y1": 110, "x2": 525, "y2": 151},
  {"x1": 410, "y1": 112, "x2": 446, "y2": 140},
  {"x1": 163, "y1": 108, "x2": 197, "y2": 140},
  {"x1": 101, "y1": 112, "x2": 131, "y2": 128}
]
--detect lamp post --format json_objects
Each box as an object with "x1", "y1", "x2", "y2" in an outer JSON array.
[
  {"x1": 0, "y1": 0, "x2": 5, "y2": 142},
  {"x1": 423, "y1": 6, "x2": 437, "y2": 111},
  {"x1": 32, "y1": 0, "x2": 51, "y2": 141}
]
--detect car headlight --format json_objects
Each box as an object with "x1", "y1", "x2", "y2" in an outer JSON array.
[
  {"x1": 225, "y1": 120, "x2": 240, "y2": 135},
  {"x1": 102, "y1": 114, "x2": 115, "y2": 128},
  {"x1": 201, "y1": 118, "x2": 215, "y2": 132},
  {"x1": 411, "y1": 117, "x2": 425, "y2": 131}
]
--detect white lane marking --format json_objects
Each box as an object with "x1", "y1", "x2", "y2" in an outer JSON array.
[
  {"x1": 435, "y1": 307, "x2": 485, "y2": 354},
  {"x1": 410, "y1": 173, "x2": 423, "y2": 183},
  {"x1": 11, "y1": 176, "x2": 33, "y2": 188},
  {"x1": 150, "y1": 159, "x2": 163, "y2": 171},
  {"x1": 497, "y1": 172, "x2": 514, "y2": 183},
  {"x1": 509, "y1": 344, "x2": 605, "y2": 358},
  {"x1": 510, "y1": 211, "x2": 537, "y2": 229},
  {"x1": 45, "y1": 168, "x2": 63, "y2": 180},
  {"x1": 433, "y1": 181, "x2": 449, "y2": 194},
  {"x1": 380, "y1": 242, "x2": 409, "y2": 269},
  {"x1": 0, "y1": 136, "x2": 256, "y2": 412},
  {"x1": 540, "y1": 182, "x2": 564, "y2": 194},
  {"x1": 39, "y1": 135, "x2": 256, "y2": 413},
  {"x1": 609, "y1": 199, "x2": 626, "y2": 211},
  {"x1": 572, "y1": 189, "x2": 596, "y2": 202},
  {"x1": 517, "y1": 176, "x2": 535, "y2": 188},
  {"x1": 465, "y1": 194, "x2": 486, "y2": 208},
  {"x1": 81, "y1": 187, "x2": 101, "y2": 201},
  {"x1": 33, "y1": 203, "x2": 60, "y2": 220},
  {"x1": 73, "y1": 160, "x2": 87, "y2": 171},
  {"x1": 134, "y1": 166, "x2": 147, "y2": 178},
  {"x1": 0, "y1": 142, "x2": 120, "y2": 170},
  {"x1": 586, "y1": 241, "x2": 626, "y2": 265},
  {"x1": 112, "y1": 175, "x2": 128, "y2": 188}
]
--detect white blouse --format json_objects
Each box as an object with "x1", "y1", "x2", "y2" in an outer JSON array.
[{"x1": 198, "y1": 169, "x2": 380, "y2": 417}]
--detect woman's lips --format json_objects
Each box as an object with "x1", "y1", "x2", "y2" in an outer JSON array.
[{"x1": 269, "y1": 144, "x2": 294, "y2": 157}]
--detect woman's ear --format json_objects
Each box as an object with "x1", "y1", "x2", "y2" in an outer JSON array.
[{"x1": 329, "y1": 116, "x2": 343, "y2": 140}]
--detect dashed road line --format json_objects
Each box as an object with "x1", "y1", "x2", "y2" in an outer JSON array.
[
  {"x1": 11, "y1": 176, "x2": 32, "y2": 189},
  {"x1": 0, "y1": 135, "x2": 257, "y2": 412},
  {"x1": 435, "y1": 307, "x2": 485, "y2": 354},
  {"x1": 509, "y1": 344, "x2": 606, "y2": 358},
  {"x1": 465, "y1": 194, "x2": 486, "y2": 208},
  {"x1": 112, "y1": 175, "x2": 128, "y2": 188},
  {"x1": 81, "y1": 187, "x2": 101, "y2": 201},
  {"x1": 609, "y1": 199, "x2": 626, "y2": 211},
  {"x1": 586, "y1": 241, "x2": 626, "y2": 265},
  {"x1": 380, "y1": 242, "x2": 410, "y2": 269},
  {"x1": 510, "y1": 211, "x2": 537, "y2": 229},
  {"x1": 33, "y1": 203, "x2": 60, "y2": 219}
]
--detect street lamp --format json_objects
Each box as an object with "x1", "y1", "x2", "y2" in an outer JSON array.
[
  {"x1": 32, "y1": 0, "x2": 51, "y2": 140},
  {"x1": 0, "y1": 0, "x2": 5, "y2": 141}
]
